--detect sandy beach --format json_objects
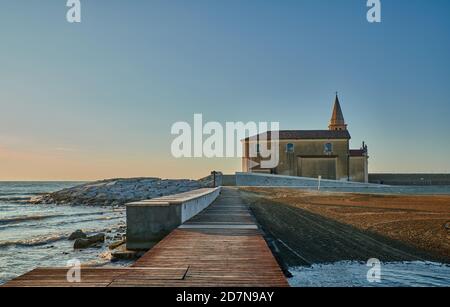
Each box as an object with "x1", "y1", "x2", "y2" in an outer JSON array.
[{"x1": 240, "y1": 188, "x2": 450, "y2": 266}]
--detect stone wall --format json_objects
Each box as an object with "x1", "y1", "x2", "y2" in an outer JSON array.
[
  {"x1": 299, "y1": 157, "x2": 337, "y2": 180},
  {"x1": 369, "y1": 174, "x2": 450, "y2": 186},
  {"x1": 350, "y1": 156, "x2": 368, "y2": 183},
  {"x1": 235, "y1": 172, "x2": 382, "y2": 188},
  {"x1": 222, "y1": 174, "x2": 237, "y2": 186}
]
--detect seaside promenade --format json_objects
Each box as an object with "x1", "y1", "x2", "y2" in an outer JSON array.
[{"x1": 3, "y1": 188, "x2": 288, "y2": 287}]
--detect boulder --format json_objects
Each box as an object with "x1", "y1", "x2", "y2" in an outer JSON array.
[
  {"x1": 73, "y1": 238, "x2": 92, "y2": 249},
  {"x1": 111, "y1": 244, "x2": 143, "y2": 261},
  {"x1": 68, "y1": 229, "x2": 87, "y2": 241},
  {"x1": 88, "y1": 233, "x2": 105, "y2": 244},
  {"x1": 109, "y1": 239, "x2": 126, "y2": 250},
  {"x1": 73, "y1": 233, "x2": 105, "y2": 249}
]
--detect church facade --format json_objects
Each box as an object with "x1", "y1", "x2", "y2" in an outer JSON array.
[{"x1": 242, "y1": 95, "x2": 369, "y2": 183}]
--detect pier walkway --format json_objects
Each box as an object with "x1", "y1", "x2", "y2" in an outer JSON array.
[{"x1": 3, "y1": 188, "x2": 288, "y2": 287}]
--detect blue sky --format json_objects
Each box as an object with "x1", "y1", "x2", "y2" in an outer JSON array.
[{"x1": 0, "y1": 0, "x2": 449, "y2": 180}]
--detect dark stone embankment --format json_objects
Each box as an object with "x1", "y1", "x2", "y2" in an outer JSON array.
[{"x1": 29, "y1": 177, "x2": 209, "y2": 206}]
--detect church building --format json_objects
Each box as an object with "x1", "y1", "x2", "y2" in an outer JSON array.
[{"x1": 242, "y1": 95, "x2": 369, "y2": 182}]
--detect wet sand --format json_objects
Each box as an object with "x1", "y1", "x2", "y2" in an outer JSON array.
[{"x1": 240, "y1": 188, "x2": 450, "y2": 267}]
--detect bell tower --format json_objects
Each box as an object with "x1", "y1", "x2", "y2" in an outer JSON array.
[{"x1": 328, "y1": 93, "x2": 347, "y2": 131}]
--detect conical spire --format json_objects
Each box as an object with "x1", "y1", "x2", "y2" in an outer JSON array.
[{"x1": 328, "y1": 93, "x2": 347, "y2": 131}]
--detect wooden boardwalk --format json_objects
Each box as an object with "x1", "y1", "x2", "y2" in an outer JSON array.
[{"x1": 3, "y1": 188, "x2": 288, "y2": 287}]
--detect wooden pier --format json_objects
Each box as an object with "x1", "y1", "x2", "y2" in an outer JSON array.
[{"x1": 3, "y1": 188, "x2": 288, "y2": 287}]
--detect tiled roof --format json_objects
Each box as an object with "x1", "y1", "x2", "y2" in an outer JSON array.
[
  {"x1": 350, "y1": 149, "x2": 366, "y2": 156},
  {"x1": 244, "y1": 130, "x2": 351, "y2": 141}
]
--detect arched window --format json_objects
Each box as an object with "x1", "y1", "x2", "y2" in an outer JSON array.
[
  {"x1": 286, "y1": 143, "x2": 294, "y2": 153},
  {"x1": 324, "y1": 143, "x2": 333, "y2": 154}
]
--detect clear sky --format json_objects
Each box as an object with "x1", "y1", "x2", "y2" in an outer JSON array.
[{"x1": 1, "y1": 0, "x2": 449, "y2": 180}]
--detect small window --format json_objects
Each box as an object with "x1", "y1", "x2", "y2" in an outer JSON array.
[
  {"x1": 256, "y1": 144, "x2": 260, "y2": 154},
  {"x1": 324, "y1": 143, "x2": 333, "y2": 154},
  {"x1": 286, "y1": 143, "x2": 294, "y2": 153}
]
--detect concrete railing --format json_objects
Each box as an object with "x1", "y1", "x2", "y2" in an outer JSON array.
[
  {"x1": 236, "y1": 172, "x2": 385, "y2": 188},
  {"x1": 126, "y1": 187, "x2": 221, "y2": 250}
]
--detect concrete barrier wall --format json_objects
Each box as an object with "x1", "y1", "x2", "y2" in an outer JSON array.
[
  {"x1": 126, "y1": 187, "x2": 221, "y2": 250},
  {"x1": 222, "y1": 175, "x2": 236, "y2": 186},
  {"x1": 369, "y1": 173, "x2": 450, "y2": 186},
  {"x1": 179, "y1": 188, "x2": 221, "y2": 223},
  {"x1": 236, "y1": 172, "x2": 383, "y2": 188}
]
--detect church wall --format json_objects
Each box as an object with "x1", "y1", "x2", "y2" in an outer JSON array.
[
  {"x1": 349, "y1": 156, "x2": 368, "y2": 183},
  {"x1": 244, "y1": 139, "x2": 350, "y2": 180},
  {"x1": 276, "y1": 140, "x2": 349, "y2": 180},
  {"x1": 298, "y1": 157, "x2": 337, "y2": 180}
]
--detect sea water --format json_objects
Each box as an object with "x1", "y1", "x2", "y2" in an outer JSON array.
[
  {"x1": 0, "y1": 182, "x2": 129, "y2": 285},
  {"x1": 289, "y1": 261, "x2": 450, "y2": 287}
]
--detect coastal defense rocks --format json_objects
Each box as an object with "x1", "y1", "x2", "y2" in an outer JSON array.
[
  {"x1": 30, "y1": 177, "x2": 207, "y2": 206},
  {"x1": 73, "y1": 233, "x2": 105, "y2": 249},
  {"x1": 111, "y1": 243, "x2": 143, "y2": 261},
  {"x1": 109, "y1": 239, "x2": 126, "y2": 250},
  {"x1": 89, "y1": 233, "x2": 105, "y2": 243},
  {"x1": 68, "y1": 230, "x2": 87, "y2": 240},
  {"x1": 73, "y1": 238, "x2": 92, "y2": 249}
]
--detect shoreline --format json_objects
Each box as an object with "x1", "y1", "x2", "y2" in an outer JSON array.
[{"x1": 0, "y1": 180, "x2": 131, "y2": 285}]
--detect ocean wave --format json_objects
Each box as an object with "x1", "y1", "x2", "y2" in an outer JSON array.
[
  {"x1": 0, "y1": 196, "x2": 32, "y2": 203},
  {"x1": 0, "y1": 211, "x2": 111, "y2": 226},
  {"x1": 288, "y1": 261, "x2": 450, "y2": 287},
  {"x1": 0, "y1": 192, "x2": 43, "y2": 197},
  {"x1": 48, "y1": 216, "x2": 124, "y2": 227},
  {"x1": 0, "y1": 224, "x2": 124, "y2": 249},
  {"x1": 0, "y1": 234, "x2": 68, "y2": 248},
  {"x1": 0, "y1": 214, "x2": 65, "y2": 225},
  {"x1": 0, "y1": 216, "x2": 124, "y2": 234}
]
